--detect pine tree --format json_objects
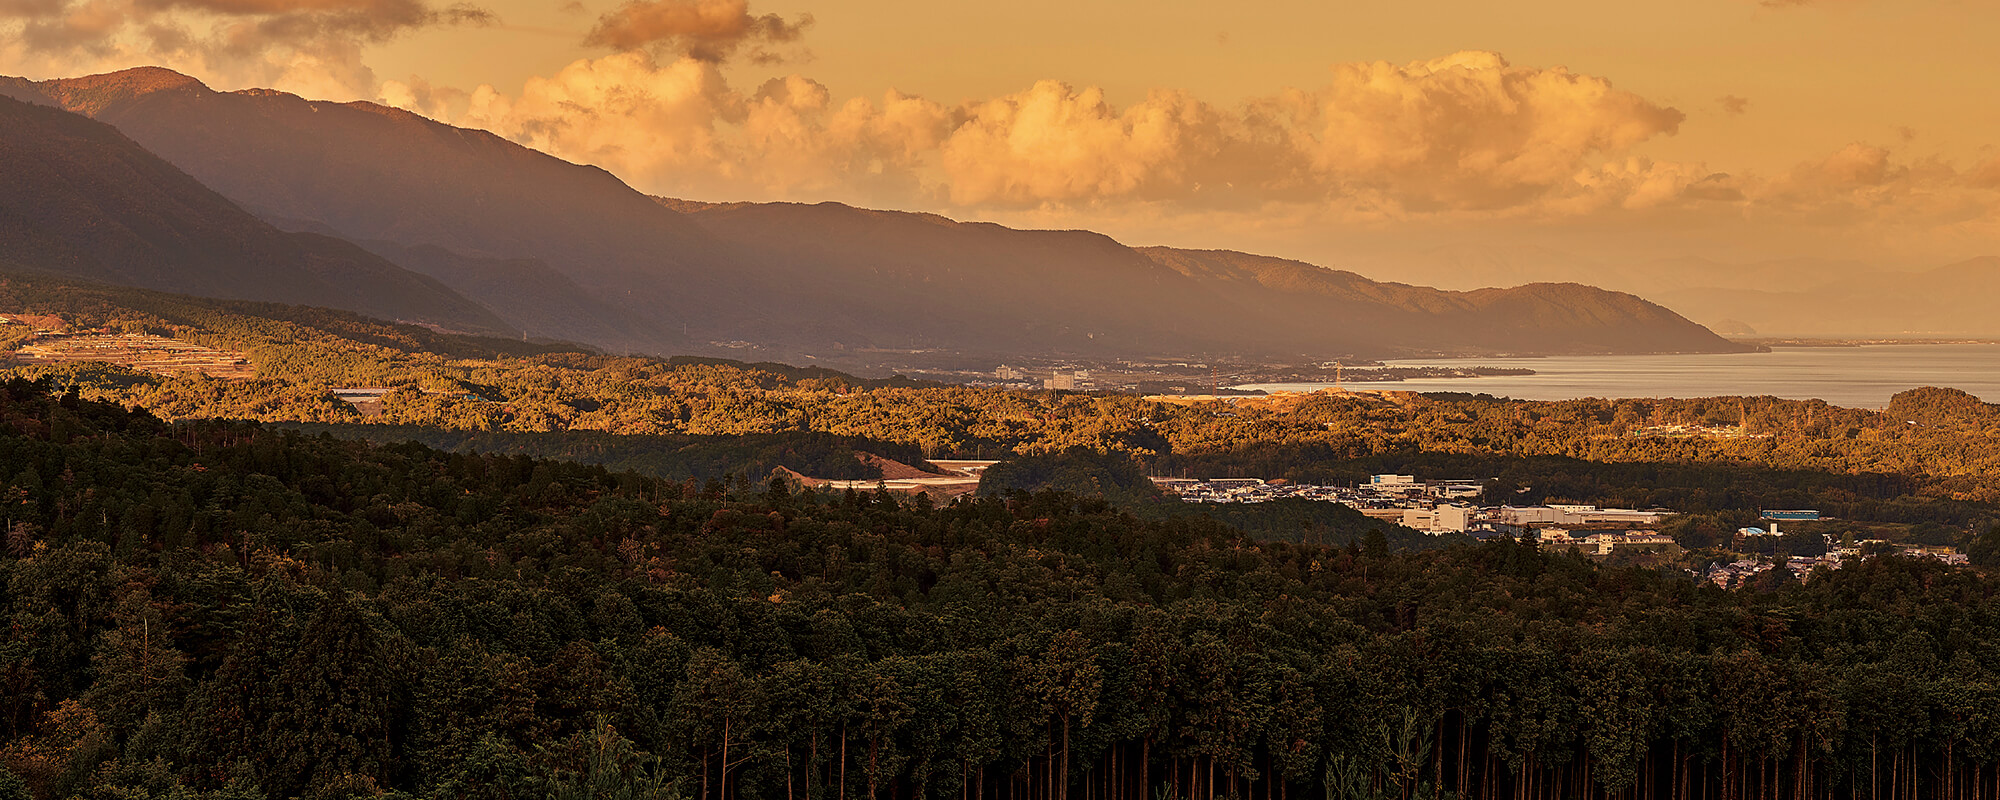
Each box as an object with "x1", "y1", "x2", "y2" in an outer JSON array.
[{"x1": 264, "y1": 592, "x2": 403, "y2": 797}]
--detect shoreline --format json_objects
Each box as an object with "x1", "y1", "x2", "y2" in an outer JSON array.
[{"x1": 1234, "y1": 342, "x2": 2000, "y2": 410}]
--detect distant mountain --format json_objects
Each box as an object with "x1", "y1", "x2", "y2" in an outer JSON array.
[
  {"x1": 342, "y1": 239, "x2": 669, "y2": 351},
  {"x1": 1135, "y1": 248, "x2": 1735, "y2": 355},
  {"x1": 1369, "y1": 245, "x2": 1879, "y2": 297},
  {"x1": 0, "y1": 66, "x2": 722, "y2": 352},
  {"x1": 1651, "y1": 257, "x2": 2000, "y2": 337},
  {"x1": 3, "y1": 66, "x2": 1747, "y2": 361},
  {"x1": 0, "y1": 93, "x2": 508, "y2": 334},
  {"x1": 671, "y1": 200, "x2": 1743, "y2": 357},
  {"x1": 1369, "y1": 244, "x2": 2000, "y2": 337},
  {"x1": 657, "y1": 199, "x2": 1247, "y2": 356}
]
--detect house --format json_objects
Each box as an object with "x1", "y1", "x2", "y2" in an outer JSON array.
[{"x1": 1538, "y1": 529, "x2": 1580, "y2": 547}]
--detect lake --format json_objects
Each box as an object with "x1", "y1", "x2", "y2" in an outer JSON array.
[{"x1": 1237, "y1": 344, "x2": 2000, "y2": 409}]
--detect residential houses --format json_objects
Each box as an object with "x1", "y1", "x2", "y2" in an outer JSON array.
[{"x1": 1149, "y1": 473, "x2": 1664, "y2": 535}]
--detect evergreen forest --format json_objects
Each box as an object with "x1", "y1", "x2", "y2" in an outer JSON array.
[
  {"x1": 10, "y1": 277, "x2": 2000, "y2": 799},
  {"x1": 5, "y1": 380, "x2": 2000, "y2": 800}
]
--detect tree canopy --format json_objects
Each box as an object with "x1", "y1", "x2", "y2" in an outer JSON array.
[{"x1": 0, "y1": 379, "x2": 1997, "y2": 800}]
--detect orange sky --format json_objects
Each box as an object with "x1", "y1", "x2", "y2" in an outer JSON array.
[{"x1": 6, "y1": 0, "x2": 2000, "y2": 287}]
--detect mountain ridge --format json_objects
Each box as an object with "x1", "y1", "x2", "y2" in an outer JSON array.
[
  {"x1": 672, "y1": 199, "x2": 1744, "y2": 357},
  {"x1": 0, "y1": 92, "x2": 511, "y2": 335},
  {"x1": 3, "y1": 67, "x2": 730, "y2": 353},
  {"x1": 4, "y1": 66, "x2": 1747, "y2": 362},
  {"x1": 1370, "y1": 244, "x2": 2000, "y2": 337}
]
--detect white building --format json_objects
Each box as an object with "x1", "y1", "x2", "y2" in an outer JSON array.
[
  {"x1": 1500, "y1": 505, "x2": 1667, "y2": 527},
  {"x1": 1428, "y1": 481, "x2": 1485, "y2": 500},
  {"x1": 1572, "y1": 507, "x2": 1668, "y2": 525},
  {"x1": 1500, "y1": 506, "x2": 1567, "y2": 526},
  {"x1": 1369, "y1": 475, "x2": 1425, "y2": 496},
  {"x1": 1585, "y1": 531, "x2": 1674, "y2": 555},
  {"x1": 1400, "y1": 504, "x2": 1473, "y2": 534},
  {"x1": 1539, "y1": 529, "x2": 1580, "y2": 547}
]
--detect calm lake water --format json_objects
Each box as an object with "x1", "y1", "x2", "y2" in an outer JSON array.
[{"x1": 1238, "y1": 344, "x2": 2000, "y2": 409}]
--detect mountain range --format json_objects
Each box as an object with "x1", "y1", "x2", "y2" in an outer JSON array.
[
  {"x1": 0, "y1": 92, "x2": 506, "y2": 334},
  {"x1": 1373, "y1": 245, "x2": 2000, "y2": 338},
  {"x1": 0, "y1": 66, "x2": 1746, "y2": 364}
]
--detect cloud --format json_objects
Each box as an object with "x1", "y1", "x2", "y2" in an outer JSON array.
[
  {"x1": 938, "y1": 83, "x2": 1228, "y2": 206},
  {"x1": 459, "y1": 51, "x2": 738, "y2": 185},
  {"x1": 1720, "y1": 95, "x2": 1749, "y2": 114},
  {"x1": 375, "y1": 70, "x2": 465, "y2": 117},
  {"x1": 421, "y1": 44, "x2": 2000, "y2": 271},
  {"x1": 583, "y1": 0, "x2": 809, "y2": 63},
  {"x1": 927, "y1": 51, "x2": 1689, "y2": 213},
  {"x1": 1257, "y1": 51, "x2": 1686, "y2": 212},
  {"x1": 1744, "y1": 143, "x2": 1995, "y2": 229},
  {"x1": 0, "y1": 0, "x2": 491, "y2": 96},
  {"x1": 442, "y1": 50, "x2": 951, "y2": 201},
  {"x1": 920, "y1": 51, "x2": 1687, "y2": 213},
  {"x1": 1967, "y1": 162, "x2": 2000, "y2": 195},
  {"x1": 1808, "y1": 142, "x2": 1898, "y2": 186},
  {"x1": 438, "y1": 49, "x2": 1693, "y2": 220}
]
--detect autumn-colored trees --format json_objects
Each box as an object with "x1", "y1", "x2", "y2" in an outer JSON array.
[{"x1": 16, "y1": 274, "x2": 2000, "y2": 540}]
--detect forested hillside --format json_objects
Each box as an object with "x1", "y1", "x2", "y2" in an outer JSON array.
[
  {"x1": 5, "y1": 379, "x2": 2000, "y2": 800},
  {"x1": 0, "y1": 66, "x2": 726, "y2": 355},
  {"x1": 669, "y1": 199, "x2": 1741, "y2": 358},
  {"x1": 280, "y1": 424, "x2": 934, "y2": 484},
  {"x1": 8, "y1": 276, "x2": 2000, "y2": 534},
  {"x1": 0, "y1": 95, "x2": 507, "y2": 337}
]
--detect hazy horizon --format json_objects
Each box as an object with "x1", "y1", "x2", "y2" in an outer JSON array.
[{"x1": 8, "y1": 0, "x2": 2000, "y2": 336}]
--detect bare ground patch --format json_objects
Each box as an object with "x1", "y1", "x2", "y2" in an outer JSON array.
[{"x1": 13, "y1": 333, "x2": 255, "y2": 378}]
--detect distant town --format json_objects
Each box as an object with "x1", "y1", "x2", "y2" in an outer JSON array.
[
  {"x1": 1151, "y1": 473, "x2": 1670, "y2": 535},
  {"x1": 876, "y1": 360, "x2": 1544, "y2": 393},
  {"x1": 1151, "y1": 473, "x2": 1969, "y2": 584}
]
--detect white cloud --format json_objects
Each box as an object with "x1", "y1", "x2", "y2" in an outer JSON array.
[{"x1": 0, "y1": 0, "x2": 490, "y2": 97}]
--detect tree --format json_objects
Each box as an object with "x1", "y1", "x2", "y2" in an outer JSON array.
[
  {"x1": 0, "y1": 767, "x2": 26, "y2": 800},
  {"x1": 1017, "y1": 631, "x2": 1103, "y2": 800},
  {"x1": 1363, "y1": 529, "x2": 1390, "y2": 561},
  {"x1": 673, "y1": 649, "x2": 760, "y2": 800},
  {"x1": 1969, "y1": 524, "x2": 2000, "y2": 567},
  {"x1": 543, "y1": 721, "x2": 685, "y2": 800},
  {"x1": 83, "y1": 589, "x2": 191, "y2": 732},
  {"x1": 264, "y1": 592, "x2": 403, "y2": 797}
]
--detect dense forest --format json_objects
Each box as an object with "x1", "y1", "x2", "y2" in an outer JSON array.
[
  {"x1": 276, "y1": 424, "x2": 935, "y2": 484},
  {"x1": 8, "y1": 379, "x2": 2000, "y2": 800}
]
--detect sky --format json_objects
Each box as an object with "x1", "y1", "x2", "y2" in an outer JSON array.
[{"x1": 6, "y1": 0, "x2": 2000, "y2": 290}]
